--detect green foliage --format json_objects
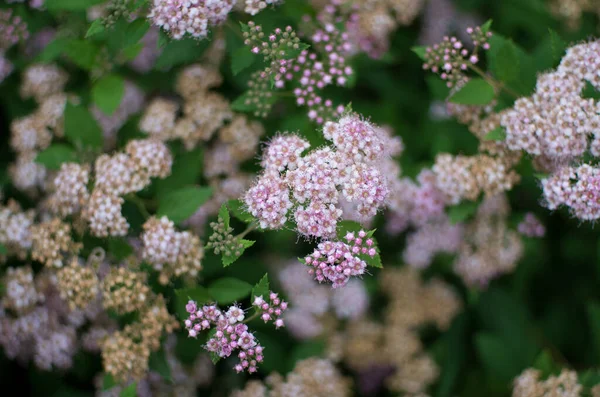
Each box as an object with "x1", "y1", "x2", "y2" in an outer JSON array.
[
  {"x1": 64, "y1": 102, "x2": 104, "y2": 149},
  {"x1": 45, "y1": 0, "x2": 106, "y2": 10},
  {"x1": 251, "y1": 274, "x2": 270, "y2": 303},
  {"x1": 64, "y1": 40, "x2": 100, "y2": 70},
  {"x1": 156, "y1": 186, "x2": 213, "y2": 224},
  {"x1": 231, "y1": 46, "x2": 256, "y2": 76},
  {"x1": 92, "y1": 74, "x2": 125, "y2": 115},
  {"x1": 154, "y1": 39, "x2": 209, "y2": 70},
  {"x1": 483, "y1": 127, "x2": 507, "y2": 141},
  {"x1": 448, "y1": 201, "x2": 479, "y2": 224},
  {"x1": 119, "y1": 383, "x2": 136, "y2": 397},
  {"x1": 35, "y1": 144, "x2": 77, "y2": 170},
  {"x1": 448, "y1": 78, "x2": 496, "y2": 105},
  {"x1": 149, "y1": 349, "x2": 172, "y2": 382},
  {"x1": 492, "y1": 40, "x2": 520, "y2": 83},
  {"x1": 208, "y1": 278, "x2": 253, "y2": 304}
]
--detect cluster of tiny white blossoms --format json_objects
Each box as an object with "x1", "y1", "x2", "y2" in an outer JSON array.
[
  {"x1": 141, "y1": 216, "x2": 204, "y2": 284},
  {"x1": 244, "y1": 113, "x2": 390, "y2": 239},
  {"x1": 501, "y1": 40, "x2": 600, "y2": 163},
  {"x1": 46, "y1": 138, "x2": 173, "y2": 237},
  {"x1": 184, "y1": 293, "x2": 287, "y2": 374},
  {"x1": 149, "y1": 0, "x2": 236, "y2": 40}
]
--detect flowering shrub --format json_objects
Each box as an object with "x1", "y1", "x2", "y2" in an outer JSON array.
[{"x1": 1, "y1": 1, "x2": 600, "y2": 396}]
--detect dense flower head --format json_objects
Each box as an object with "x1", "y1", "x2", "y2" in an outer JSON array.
[
  {"x1": 0, "y1": 200, "x2": 34, "y2": 257},
  {"x1": 31, "y1": 218, "x2": 81, "y2": 268},
  {"x1": 517, "y1": 213, "x2": 546, "y2": 238},
  {"x1": 252, "y1": 291, "x2": 288, "y2": 328},
  {"x1": 513, "y1": 368, "x2": 582, "y2": 397},
  {"x1": 2, "y1": 266, "x2": 40, "y2": 314},
  {"x1": 142, "y1": 216, "x2": 204, "y2": 284},
  {"x1": 541, "y1": 164, "x2": 600, "y2": 221},
  {"x1": 48, "y1": 163, "x2": 91, "y2": 217},
  {"x1": 245, "y1": 115, "x2": 390, "y2": 238},
  {"x1": 244, "y1": 0, "x2": 283, "y2": 15},
  {"x1": 149, "y1": 0, "x2": 236, "y2": 40},
  {"x1": 423, "y1": 25, "x2": 492, "y2": 87},
  {"x1": 20, "y1": 64, "x2": 68, "y2": 103},
  {"x1": 303, "y1": 230, "x2": 376, "y2": 288},
  {"x1": 501, "y1": 40, "x2": 600, "y2": 163},
  {"x1": 403, "y1": 219, "x2": 464, "y2": 269}
]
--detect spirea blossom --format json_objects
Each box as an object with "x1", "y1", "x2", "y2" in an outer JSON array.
[
  {"x1": 303, "y1": 230, "x2": 376, "y2": 288},
  {"x1": 0, "y1": 9, "x2": 29, "y2": 51},
  {"x1": 149, "y1": 0, "x2": 236, "y2": 40},
  {"x1": 244, "y1": 114, "x2": 390, "y2": 238},
  {"x1": 184, "y1": 299, "x2": 283, "y2": 374},
  {"x1": 517, "y1": 213, "x2": 545, "y2": 238},
  {"x1": 252, "y1": 291, "x2": 288, "y2": 327}
]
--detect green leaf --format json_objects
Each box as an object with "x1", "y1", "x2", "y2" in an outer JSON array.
[
  {"x1": 123, "y1": 19, "x2": 150, "y2": 48},
  {"x1": 280, "y1": 42, "x2": 310, "y2": 60},
  {"x1": 219, "y1": 203, "x2": 230, "y2": 229},
  {"x1": 587, "y1": 302, "x2": 600, "y2": 362},
  {"x1": 64, "y1": 102, "x2": 104, "y2": 149},
  {"x1": 64, "y1": 40, "x2": 100, "y2": 70},
  {"x1": 532, "y1": 350, "x2": 560, "y2": 378},
  {"x1": 231, "y1": 46, "x2": 256, "y2": 75},
  {"x1": 45, "y1": 0, "x2": 106, "y2": 10},
  {"x1": 448, "y1": 78, "x2": 496, "y2": 106},
  {"x1": 480, "y1": 19, "x2": 493, "y2": 35},
  {"x1": 582, "y1": 81, "x2": 600, "y2": 101},
  {"x1": 251, "y1": 274, "x2": 270, "y2": 305},
  {"x1": 492, "y1": 40, "x2": 519, "y2": 83},
  {"x1": 107, "y1": 238, "x2": 133, "y2": 261},
  {"x1": 288, "y1": 340, "x2": 326, "y2": 369},
  {"x1": 426, "y1": 76, "x2": 451, "y2": 101},
  {"x1": 86, "y1": 20, "x2": 105, "y2": 38},
  {"x1": 579, "y1": 369, "x2": 600, "y2": 388},
  {"x1": 548, "y1": 29, "x2": 566, "y2": 64},
  {"x1": 35, "y1": 144, "x2": 77, "y2": 170},
  {"x1": 483, "y1": 127, "x2": 506, "y2": 141},
  {"x1": 36, "y1": 37, "x2": 70, "y2": 63},
  {"x1": 102, "y1": 373, "x2": 117, "y2": 390},
  {"x1": 448, "y1": 201, "x2": 478, "y2": 224},
  {"x1": 475, "y1": 332, "x2": 523, "y2": 383},
  {"x1": 154, "y1": 39, "x2": 209, "y2": 70},
  {"x1": 411, "y1": 46, "x2": 427, "y2": 61},
  {"x1": 122, "y1": 43, "x2": 144, "y2": 61},
  {"x1": 227, "y1": 199, "x2": 254, "y2": 223},
  {"x1": 120, "y1": 383, "x2": 136, "y2": 397},
  {"x1": 207, "y1": 278, "x2": 252, "y2": 304},
  {"x1": 175, "y1": 287, "x2": 212, "y2": 320},
  {"x1": 0, "y1": 244, "x2": 6, "y2": 255},
  {"x1": 154, "y1": 147, "x2": 203, "y2": 199},
  {"x1": 156, "y1": 186, "x2": 213, "y2": 224},
  {"x1": 222, "y1": 239, "x2": 255, "y2": 267},
  {"x1": 92, "y1": 74, "x2": 125, "y2": 115},
  {"x1": 335, "y1": 221, "x2": 382, "y2": 268},
  {"x1": 149, "y1": 349, "x2": 172, "y2": 382},
  {"x1": 435, "y1": 314, "x2": 468, "y2": 397}
]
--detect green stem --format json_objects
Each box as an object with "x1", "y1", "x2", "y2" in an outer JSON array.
[
  {"x1": 236, "y1": 221, "x2": 258, "y2": 239},
  {"x1": 243, "y1": 311, "x2": 260, "y2": 324},
  {"x1": 225, "y1": 19, "x2": 244, "y2": 40},
  {"x1": 468, "y1": 64, "x2": 521, "y2": 99},
  {"x1": 126, "y1": 194, "x2": 151, "y2": 219}
]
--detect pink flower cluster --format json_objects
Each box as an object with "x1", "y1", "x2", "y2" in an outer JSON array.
[
  {"x1": 149, "y1": 0, "x2": 235, "y2": 40},
  {"x1": 252, "y1": 292, "x2": 287, "y2": 328},
  {"x1": 423, "y1": 25, "x2": 491, "y2": 87},
  {"x1": 185, "y1": 301, "x2": 264, "y2": 373},
  {"x1": 501, "y1": 40, "x2": 600, "y2": 163},
  {"x1": 303, "y1": 230, "x2": 376, "y2": 288},
  {"x1": 0, "y1": 9, "x2": 29, "y2": 51},
  {"x1": 541, "y1": 164, "x2": 600, "y2": 221},
  {"x1": 244, "y1": 114, "x2": 390, "y2": 238}
]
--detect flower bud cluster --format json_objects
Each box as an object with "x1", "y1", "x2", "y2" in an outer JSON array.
[
  {"x1": 245, "y1": 114, "x2": 390, "y2": 238},
  {"x1": 184, "y1": 298, "x2": 284, "y2": 374},
  {"x1": 304, "y1": 230, "x2": 376, "y2": 288},
  {"x1": 206, "y1": 212, "x2": 246, "y2": 256},
  {"x1": 423, "y1": 25, "x2": 491, "y2": 87},
  {"x1": 252, "y1": 291, "x2": 287, "y2": 328},
  {"x1": 149, "y1": 0, "x2": 235, "y2": 40},
  {"x1": 101, "y1": 267, "x2": 150, "y2": 314},
  {"x1": 141, "y1": 216, "x2": 204, "y2": 284},
  {"x1": 242, "y1": 16, "x2": 352, "y2": 123}
]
